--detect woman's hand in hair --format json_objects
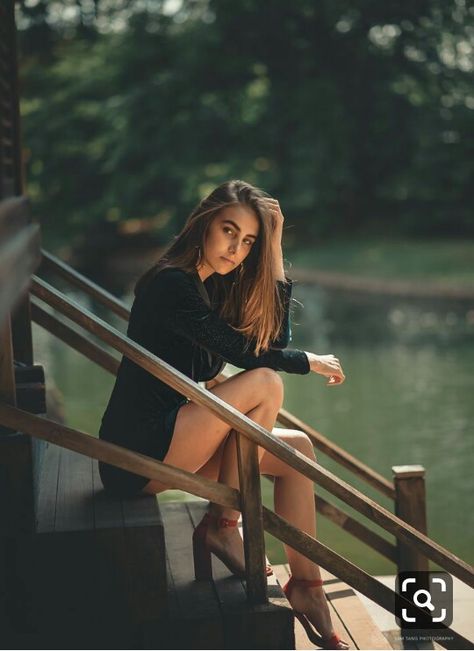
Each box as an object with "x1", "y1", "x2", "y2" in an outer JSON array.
[
  {"x1": 263, "y1": 198, "x2": 285, "y2": 238},
  {"x1": 304, "y1": 352, "x2": 346, "y2": 386}
]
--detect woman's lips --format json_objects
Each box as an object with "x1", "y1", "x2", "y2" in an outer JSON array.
[{"x1": 221, "y1": 257, "x2": 234, "y2": 265}]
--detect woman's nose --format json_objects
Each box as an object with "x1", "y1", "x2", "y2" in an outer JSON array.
[{"x1": 229, "y1": 240, "x2": 242, "y2": 253}]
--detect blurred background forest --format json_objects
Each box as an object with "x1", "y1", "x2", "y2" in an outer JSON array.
[{"x1": 15, "y1": 0, "x2": 474, "y2": 268}]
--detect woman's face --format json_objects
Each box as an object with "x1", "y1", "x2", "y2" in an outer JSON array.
[{"x1": 198, "y1": 204, "x2": 260, "y2": 280}]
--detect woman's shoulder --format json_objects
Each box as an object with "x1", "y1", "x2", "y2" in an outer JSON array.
[{"x1": 149, "y1": 266, "x2": 196, "y2": 293}]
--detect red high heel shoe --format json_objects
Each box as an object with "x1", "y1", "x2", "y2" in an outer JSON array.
[
  {"x1": 192, "y1": 512, "x2": 273, "y2": 580},
  {"x1": 282, "y1": 576, "x2": 349, "y2": 650}
]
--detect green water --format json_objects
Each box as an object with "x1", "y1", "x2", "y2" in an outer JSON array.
[{"x1": 32, "y1": 283, "x2": 474, "y2": 574}]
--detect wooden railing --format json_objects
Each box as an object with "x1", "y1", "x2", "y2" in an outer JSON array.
[
  {"x1": 27, "y1": 274, "x2": 474, "y2": 581},
  {"x1": 0, "y1": 401, "x2": 472, "y2": 650},
  {"x1": 36, "y1": 254, "x2": 466, "y2": 577},
  {"x1": 3, "y1": 253, "x2": 469, "y2": 648}
]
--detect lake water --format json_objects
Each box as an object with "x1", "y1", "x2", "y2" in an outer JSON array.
[{"x1": 32, "y1": 280, "x2": 474, "y2": 575}]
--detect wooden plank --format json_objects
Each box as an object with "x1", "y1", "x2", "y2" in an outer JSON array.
[
  {"x1": 11, "y1": 293, "x2": 33, "y2": 365},
  {"x1": 121, "y1": 491, "x2": 162, "y2": 527},
  {"x1": 35, "y1": 442, "x2": 60, "y2": 533},
  {"x1": 55, "y1": 447, "x2": 94, "y2": 532},
  {"x1": 0, "y1": 316, "x2": 15, "y2": 406},
  {"x1": 91, "y1": 457, "x2": 124, "y2": 529},
  {"x1": 160, "y1": 501, "x2": 224, "y2": 649}
]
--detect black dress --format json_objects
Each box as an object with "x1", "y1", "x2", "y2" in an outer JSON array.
[{"x1": 98, "y1": 266, "x2": 310, "y2": 496}]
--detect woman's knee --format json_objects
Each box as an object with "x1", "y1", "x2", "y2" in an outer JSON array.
[
  {"x1": 249, "y1": 367, "x2": 284, "y2": 405},
  {"x1": 288, "y1": 430, "x2": 316, "y2": 461}
]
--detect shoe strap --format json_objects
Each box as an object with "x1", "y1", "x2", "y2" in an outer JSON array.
[
  {"x1": 283, "y1": 575, "x2": 324, "y2": 599},
  {"x1": 217, "y1": 517, "x2": 238, "y2": 528},
  {"x1": 204, "y1": 512, "x2": 239, "y2": 528}
]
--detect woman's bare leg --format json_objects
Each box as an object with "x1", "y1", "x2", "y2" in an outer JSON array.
[
  {"x1": 258, "y1": 430, "x2": 348, "y2": 647},
  {"x1": 201, "y1": 416, "x2": 346, "y2": 647}
]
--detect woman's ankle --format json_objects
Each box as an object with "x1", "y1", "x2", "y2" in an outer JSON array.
[{"x1": 208, "y1": 506, "x2": 240, "y2": 523}]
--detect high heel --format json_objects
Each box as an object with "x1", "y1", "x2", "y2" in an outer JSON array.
[
  {"x1": 282, "y1": 576, "x2": 349, "y2": 650},
  {"x1": 192, "y1": 512, "x2": 273, "y2": 580}
]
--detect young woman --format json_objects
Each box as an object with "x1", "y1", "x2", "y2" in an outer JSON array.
[{"x1": 98, "y1": 179, "x2": 347, "y2": 649}]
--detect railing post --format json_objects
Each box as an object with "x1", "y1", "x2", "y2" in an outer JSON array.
[
  {"x1": 236, "y1": 432, "x2": 268, "y2": 605},
  {"x1": 392, "y1": 465, "x2": 429, "y2": 573}
]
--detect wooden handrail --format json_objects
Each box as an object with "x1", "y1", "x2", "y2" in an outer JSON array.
[
  {"x1": 40, "y1": 249, "x2": 129, "y2": 320},
  {"x1": 0, "y1": 403, "x2": 470, "y2": 650},
  {"x1": 31, "y1": 300, "x2": 397, "y2": 563},
  {"x1": 30, "y1": 298, "x2": 121, "y2": 375},
  {"x1": 29, "y1": 275, "x2": 474, "y2": 588},
  {"x1": 39, "y1": 249, "x2": 394, "y2": 499}
]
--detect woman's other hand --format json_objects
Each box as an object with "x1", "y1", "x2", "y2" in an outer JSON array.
[{"x1": 304, "y1": 352, "x2": 346, "y2": 386}]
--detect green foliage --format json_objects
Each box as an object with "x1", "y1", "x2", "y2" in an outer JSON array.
[{"x1": 17, "y1": 0, "x2": 474, "y2": 247}]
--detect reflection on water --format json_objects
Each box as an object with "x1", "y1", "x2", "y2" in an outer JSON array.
[{"x1": 32, "y1": 283, "x2": 474, "y2": 574}]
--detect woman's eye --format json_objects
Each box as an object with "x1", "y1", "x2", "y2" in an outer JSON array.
[{"x1": 223, "y1": 227, "x2": 252, "y2": 246}]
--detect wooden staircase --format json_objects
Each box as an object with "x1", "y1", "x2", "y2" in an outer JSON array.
[{"x1": 16, "y1": 440, "x2": 394, "y2": 649}]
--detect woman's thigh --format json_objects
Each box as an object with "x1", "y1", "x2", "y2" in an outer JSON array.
[{"x1": 142, "y1": 367, "x2": 283, "y2": 493}]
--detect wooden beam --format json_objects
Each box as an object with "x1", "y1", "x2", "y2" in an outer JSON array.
[
  {"x1": 237, "y1": 433, "x2": 267, "y2": 604},
  {"x1": 30, "y1": 299, "x2": 120, "y2": 376}
]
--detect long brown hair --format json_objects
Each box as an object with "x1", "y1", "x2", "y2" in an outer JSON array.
[{"x1": 135, "y1": 179, "x2": 289, "y2": 355}]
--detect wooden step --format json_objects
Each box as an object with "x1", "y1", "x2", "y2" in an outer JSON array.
[
  {"x1": 20, "y1": 444, "x2": 167, "y2": 647},
  {"x1": 273, "y1": 564, "x2": 393, "y2": 650},
  {"x1": 152, "y1": 499, "x2": 295, "y2": 650}
]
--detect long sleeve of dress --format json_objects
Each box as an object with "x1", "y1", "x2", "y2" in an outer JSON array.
[{"x1": 160, "y1": 269, "x2": 310, "y2": 375}]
